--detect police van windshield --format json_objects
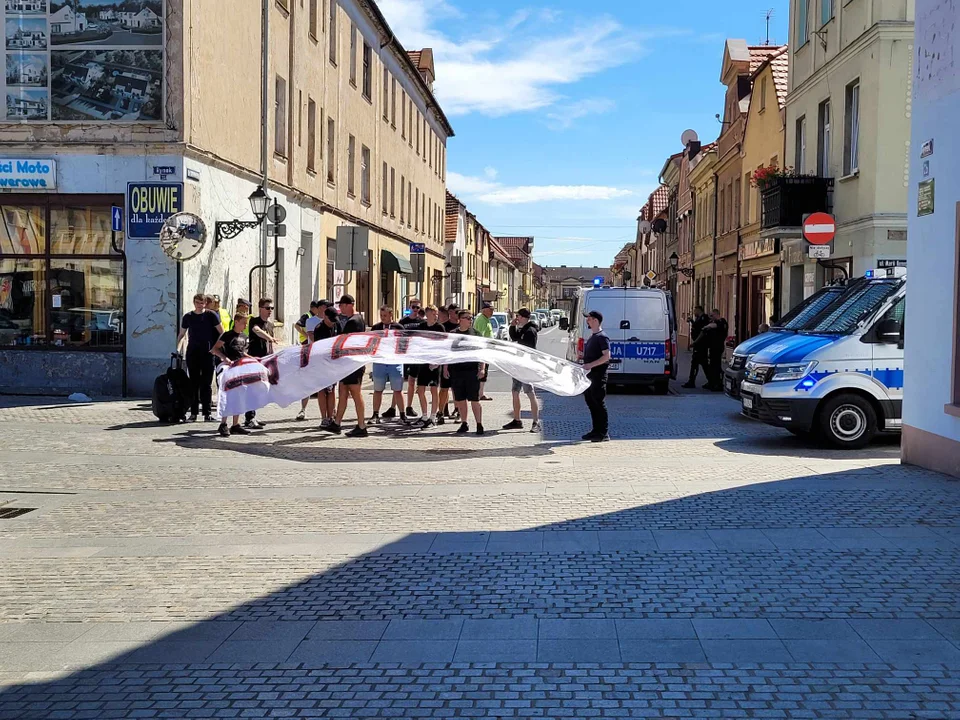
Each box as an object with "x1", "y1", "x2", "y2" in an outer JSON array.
[
  {"x1": 801, "y1": 280, "x2": 901, "y2": 335},
  {"x1": 776, "y1": 286, "x2": 847, "y2": 331}
]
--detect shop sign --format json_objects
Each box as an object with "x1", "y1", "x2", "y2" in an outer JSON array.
[
  {"x1": 918, "y1": 179, "x2": 935, "y2": 217},
  {"x1": 0, "y1": 158, "x2": 56, "y2": 190},
  {"x1": 126, "y1": 182, "x2": 183, "y2": 239},
  {"x1": 739, "y1": 238, "x2": 777, "y2": 260}
]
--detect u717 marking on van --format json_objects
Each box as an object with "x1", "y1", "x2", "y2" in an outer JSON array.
[{"x1": 610, "y1": 342, "x2": 666, "y2": 360}]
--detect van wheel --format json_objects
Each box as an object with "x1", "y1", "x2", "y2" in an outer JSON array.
[
  {"x1": 817, "y1": 394, "x2": 877, "y2": 449},
  {"x1": 654, "y1": 380, "x2": 670, "y2": 395}
]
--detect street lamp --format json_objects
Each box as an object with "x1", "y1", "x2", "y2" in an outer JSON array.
[
  {"x1": 215, "y1": 185, "x2": 270, "y2": 246},
  {"x1": 669, "y1": 251, "x2": 694, "y2": 278}
]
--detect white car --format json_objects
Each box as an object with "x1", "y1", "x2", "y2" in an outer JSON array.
[{"x1": 493, "y1": 312, "x2": 509, "y2": 339}]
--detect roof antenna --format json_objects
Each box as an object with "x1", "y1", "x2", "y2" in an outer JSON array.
[{"x1": 765, "y1": 8, "x2": 774, "y2": 45}]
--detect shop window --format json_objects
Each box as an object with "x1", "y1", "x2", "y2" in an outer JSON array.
[{"x1": 0, "y1": 198, "x2": 125, "y2": 350}]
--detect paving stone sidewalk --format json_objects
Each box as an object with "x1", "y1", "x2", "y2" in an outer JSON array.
[{"x1": 0, "y1": 388, "x2": 957, "y2": 718}]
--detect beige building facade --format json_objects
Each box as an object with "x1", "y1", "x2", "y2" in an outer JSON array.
[
  {"x1": 778, "y1": 0, "x2": 913, "y2": 312},
  {"x1": 0, "y1": 0, "x2": 453, "y2": 396}
]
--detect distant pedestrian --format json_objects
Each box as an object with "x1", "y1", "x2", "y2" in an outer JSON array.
[
  {"x1": 210, "y1": 314, "x2": 253, "y2": 437},
  {"x1": 503, "y1": 308, "x2": 541, "y2": 432},
  {"x1": 207, "y1": 294, "x2": 231, "y2": 330},
  {"x1": 415, "y1": 305, "x2": 446, "y2": 428},
  {"x1": 177, "y1": 292, "x2": 223, "y2": 423},
  {"x1": 703, "y1": 309, "x2": 729, "y2": 391},
  {"x1": 444, "y1": 310, "x2": 485, "y2": 435},
  {"x1": 324, "y1": 294, "x2": 368, "y2": 437},
  {"x1": 474, "y1": 302, "x2": 494, "y2": 400},
  {"x1": 244, "y1": 298, "x2": 280, "y2": 428},
  {"x1": 682, "y1": 305, "x2": 710, "y2": 389},
  {"x1": 400, "y1": 298, "x2": 424, "y2": 418},
  {"x1": 581, "y1": 310, "x2": 611, "y2": 442},
  {"x1": 370, "y1": 306, "x2": 405, "y2": 424}
]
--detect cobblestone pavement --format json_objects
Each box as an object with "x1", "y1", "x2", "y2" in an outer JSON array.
[{"x1": 0, "y1": 377, "x2": 958, "y2": 719}]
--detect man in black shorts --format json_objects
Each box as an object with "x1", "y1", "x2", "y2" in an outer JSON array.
[
  {"x1": 310, "y1": 305, "x2": 339, "y2": 427},
  {"x1": 439, "y1": 304, "x2": 460, "y2": 419},
  {"x1": 324, "y1": 294, "x2": 368, "y2": 437},
  {"x1": 177, "y1": 292, "x2": 224, "y2": 422},
  {"x1": 415, "y1": 305, "x2": 446, "y2": 428},
  {"x1": 399, "y1": 298, "x2": 424, "y2": 418},
  {"x1": 444, "y1": 309, "x2": 485, "y2": 435}
]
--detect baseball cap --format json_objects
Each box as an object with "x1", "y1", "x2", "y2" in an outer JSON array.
[
  {"x1": 236, "y1": 297, "x2": 251, "y2": 307},
  {"x1": 309, "y1": 300, "x2": 321, "y2": 309},
  {"x1": 317, "y1": 299, "x2": 332, "y2": 307},
  {"x1": 585, "y1": 310, "x2": 604, "y2": 323},
  {"x1": 517, "y1": 308, "x2": 531, "y2": 318},
  {"x1": 481, "y1": 302, "x2": 493, "y2": 309},
  {"x1": 339, "y1": 294, "x2": 355, "y2": 305}
]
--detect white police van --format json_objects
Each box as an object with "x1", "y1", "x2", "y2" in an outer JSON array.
[
  {"x1": 567, "y1": 286, "x2": 676, "y2": 393},
  {"x1": 739, "y1": 267, "x2": 906, "y2": 449}
]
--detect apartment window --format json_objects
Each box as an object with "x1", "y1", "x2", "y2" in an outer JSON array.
[
  {"x1": 798, "y1": 0, "x2": 809, "y2": 45},
  {"x1": 326, "y1": 116, "x2": 335, "y2": 184},
  {"x1": 416, "y1": 110, "x2": 421, "y2": 155},
  {"x1": 407, "y1": 184, "x2": 412, "y2": 228},
  {"x1": 422, "y1": 118, "x2": 427, "y2": 163},
  {"x1": 817, "y1": 100, "x2": 831, "y2": 176},
  {"x1": 743, "y1": 172, "x2": 752, "y2": 224},
  {"x1": 309, "y1": 0, "x2": 317, "y2": 38},
  {"x1": 733, "y1": 178, "x2": 741, "y2": 230},
  {"x1": 274, "y1": 75, "x2": 287, "y2": 157},
  {"x1": 401, "y1": 94, "x2": 406, "y2": 139},
  {"x1": 349, "y1": 24, "x2": 357, "y2": 86},
  {"x1": 326, "y1": 238, "x2": 336, "y2": 299},
  {"x1": 307, "y1": 98, "x2": 317, "y2": 172},
  {"x1": 408, "y1": 108, "x2": 413, "y2": 147},
  {"x1": 414, "y1": 189, "x2": 420, "y2": 231},
  {"x1": 347, "y1": 135, "x2": 356, "y2": 197},
  {"x1": 422, "y1": 195, "x2": 426, "y2": 235},
  {"x1": 400, "y1": 176, "x2": 405, "y2": 223},
  {"x1": 381, "y1": 162, "x2": 388, "y2": 214},
  {"x1": 429, "y1": 132, "x2": 433, "y2": 169},
  {"x1": 360, "y1": 145, "x2": 371, "y2": 205},
  {"x1": 328, "y1": 0, "x2": 337, "y2": 64},
  {"x1": 795, "y1": 116, "x2": 807, "y2": 174},
  {"x1": 821, "y1": 0, "x2": 833, "y2": 26},
  {"x1": 391, "y1": 78, "x2": 396, "y2": 127},
  {"x1": 362, "y1": 42, "x2": 372, "y2": 100},
  {"x1": 382, "y1": 68, "x2": 389, "y2": 120},
  {"x1": 760, "y1": 78, "x2": 767, "y2": 111},
  {"x1": 390, "y1": 167, "x2": 396, "y2": 217},
  {"x1": 844, "y1": 80, "x2": 860, "y2": 175}
]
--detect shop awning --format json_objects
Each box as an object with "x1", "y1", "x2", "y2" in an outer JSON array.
[{"x1": 381, "y1": 249, "x2": 413, "y2": 275}]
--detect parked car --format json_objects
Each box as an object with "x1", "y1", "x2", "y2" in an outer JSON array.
[
  {"x1": 493, "y1": 312, "x2": 509, "y2": 339},
  {"x1": 535, "y1": 308, "x2": 553, "y2": 327}
]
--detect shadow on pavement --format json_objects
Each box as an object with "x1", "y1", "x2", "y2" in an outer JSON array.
[{"x1": 1, "y1": 467, "x2": 959, "y2": 718}]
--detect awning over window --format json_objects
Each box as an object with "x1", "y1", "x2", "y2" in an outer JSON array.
[{"x1": 381, "y1": 249, "x2": 413, "y2": 275}]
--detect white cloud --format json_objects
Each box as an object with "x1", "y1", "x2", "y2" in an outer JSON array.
[
  {"x1": 478, "y1": 185, "x2": 633, "y2": 205},
  {"x1": 447, "y1": 171, "x2": 500, "y2": 195},
  {"x1": 377, "y1": 0, "x2": 644, "y2": 116},
  {"x1": 483, "y1": 166, "x2": 498, "y2": 180},
  {"x1": 546, "y1": 98, "x2": 616, "y2": 130}
]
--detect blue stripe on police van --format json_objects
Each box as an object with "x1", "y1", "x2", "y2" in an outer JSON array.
[{"x1": 793, "y1": 367, "x2": 905, "y2": 392}]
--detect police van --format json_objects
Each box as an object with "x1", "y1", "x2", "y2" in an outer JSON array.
[
  {"x1": 723, "y1": 279, "x2": 864, "y2": 399},
  {"x1": 567, "y1": 286, "x2": 676, "y2": 394},
  {"x1": 739, "y1": 267, "x2": 906, "y2": 448}
]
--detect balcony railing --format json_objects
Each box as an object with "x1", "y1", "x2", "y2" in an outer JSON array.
[{"x1": 760, "y1": 176, "x2": 834, "y2": 230}]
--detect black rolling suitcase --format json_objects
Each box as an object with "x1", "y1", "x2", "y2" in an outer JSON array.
[{"x1": 152, "y1": 352, "x2": 190, "y2": 423}]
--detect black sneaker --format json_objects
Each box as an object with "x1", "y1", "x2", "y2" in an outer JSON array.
[
  {"x1": 230, "y1": 425, "x2": 251, "y2": 435},
  {"x1": 456, "y1": 422, "x2": 469, "y2": 434},
  {"x1": 370, "y1": 412, "x2": 381, "y2": 424},
  {"x1": 681, "y1": 382, "x2": 696, "y2": 389},
  {"x1": 218, "y1": 423, "x2": 230, "y2": 437},
  {"x1": 346, "y1": 426, "x2": 368, "y2": 438},
  {"x1": 405, "y1": 406, "x2": 418, "y2": 418},
  {"x1": 244, "y1": 418, "x2": 266, "y2": 429},
  {"x1": 187, "y1": 413, "x2": 199, "y2": 423},
  {"x1": 203, "y1": 414, "x2": 215, "y2": 423},
  {"x1": 581, "y1": 431, "x2": 599, "y2": 441},
  {"x1": 502, "y1": 419, "x2": 523, "y2": 430},
  {"x1": 382, "y1": 407, "x2": 397, "y2": 419},
  {"x1": 420, "y1": 418, "x2": 434, "y2": 429},
  {"x1": 436, "y1": 413, "x2": 445, "y2": 426},
  {"x1": 322, "y1": 422, "x2": 342, "y2": 435},
  {"x1": 476, "y1": 424, "x2": 485, "y2": 436},
  {"x1": 591, "y1": 434, "x2": 611, "y2": 443}
]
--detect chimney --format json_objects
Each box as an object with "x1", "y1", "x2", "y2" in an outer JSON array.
[{"x1": 411, "y1": 48, "x2": 435, "y2": 90}]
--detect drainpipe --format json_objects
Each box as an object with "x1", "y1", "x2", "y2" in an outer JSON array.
[
  {"x1": 258, "y1": 0, "x2": 270, "y2": 298},
  {"x1": 711, "y1": 171, "x2": 719, "y2": 310}
]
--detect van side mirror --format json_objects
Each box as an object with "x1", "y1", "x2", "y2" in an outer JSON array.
[
  {"x1": 876, "y1": 318, "x2": 903, "y2": 344},
  {"x1": 559, "y1": 317, "x2": 569, "y2": 331}
]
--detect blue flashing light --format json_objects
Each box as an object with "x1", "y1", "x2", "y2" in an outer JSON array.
[
  {"x1": 800, "y1": 378, "x2": 816, "y2": 389},
  {"x1": 593, "y1": 276, "x2": 604, "y2": 287},
  {"x1": 865, "y1": 270, "x2": 876, "y2": 279}
]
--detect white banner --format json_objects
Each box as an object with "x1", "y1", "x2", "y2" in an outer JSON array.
[{"x1": 216, "y1": 330, "x2": 590, "y2": 418}]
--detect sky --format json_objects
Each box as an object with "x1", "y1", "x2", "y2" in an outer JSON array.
[{"x1": 377, "y1": 0, "x2": 789, "y2": 269}]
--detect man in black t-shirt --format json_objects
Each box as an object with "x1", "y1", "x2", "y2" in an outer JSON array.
[
  {"x1": 242, "y1": 298, "x2": 279, "y2": 428},
  {"x1": 581, "y1": 310, "x2": 611, "y2": 442},
  {"x1": 309, "y1": 307, "x2": 340, "y2": 427},
  {"x1": 177, "y1": 293, "x2": 224, "y2": 422},
  {"x1": 399, "y1": 298, "x2": 424, "y2": 418},
  {"x1": 323, "y1": 294, "x2": 368, "y2": 437},
  {"x1": 415, "y1": 305, "x2": 446, "y2": 428},
  {"x1": 444, "y1": 310, "x2": 485, "y2": 435},
  {"x1": 439, "y1": 304, "x2": 460, "y2": 418}
]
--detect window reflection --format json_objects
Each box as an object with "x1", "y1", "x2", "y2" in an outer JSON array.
[
  {"x1": 49, "y1": 259, "x2": 124, "y2": 349},
  {"x1": 0, "y1": 258, "x2": 46, "y2": 346},
  {"x1": 0, "y1": 205, "x2": 45, "y2": 255},
  {"x1": 50, "y1": 205, "x2": 122, "y2": 255}
]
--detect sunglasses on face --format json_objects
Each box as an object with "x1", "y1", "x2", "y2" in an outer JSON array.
[{"x1": 263, "y1": 306, "x2": 274, "y2": 311}]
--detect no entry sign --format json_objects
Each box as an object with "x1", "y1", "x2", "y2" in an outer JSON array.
[{"x1": 803, "y1": 212, "x2": 836, "y2": 245}]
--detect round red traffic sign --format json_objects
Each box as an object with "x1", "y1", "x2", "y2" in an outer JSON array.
[{"x1": 803, "y1": 212, "x2": 836, "y2": 245}]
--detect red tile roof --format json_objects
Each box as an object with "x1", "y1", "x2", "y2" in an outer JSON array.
[
  {"x1": 650, "y1": 185, "x2": 670, "y2": 218},
  {"x1": 445, "y1": 191, "x2": 462, "y2": 243},
  {"x1": 494, "y1": 237, "x2": 533, "y2": 264},
  {"x1": 748, "y1": 45, "x2": 786, "y2": 73},
  {"x1": 489, "y1": 237, "x2": 513, "y2": 264}
]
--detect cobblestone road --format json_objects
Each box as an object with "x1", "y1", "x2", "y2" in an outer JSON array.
[{"x1": 0, "y1": 370, "x2": 958, "y2": 718}]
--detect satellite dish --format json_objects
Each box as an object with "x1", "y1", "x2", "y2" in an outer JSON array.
[
  {"x1": 159, "y1": 212, "x2": 208, "y2": 262},
  {"x1": 638, "y1": 220, "x2": 652, "y2": 234},
  {"x1": 680, "y1": 129, "x2": 699, "y2": 146},
  {"x1": 652, "y1": 218, "x2": 668, "y2": 234}
]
